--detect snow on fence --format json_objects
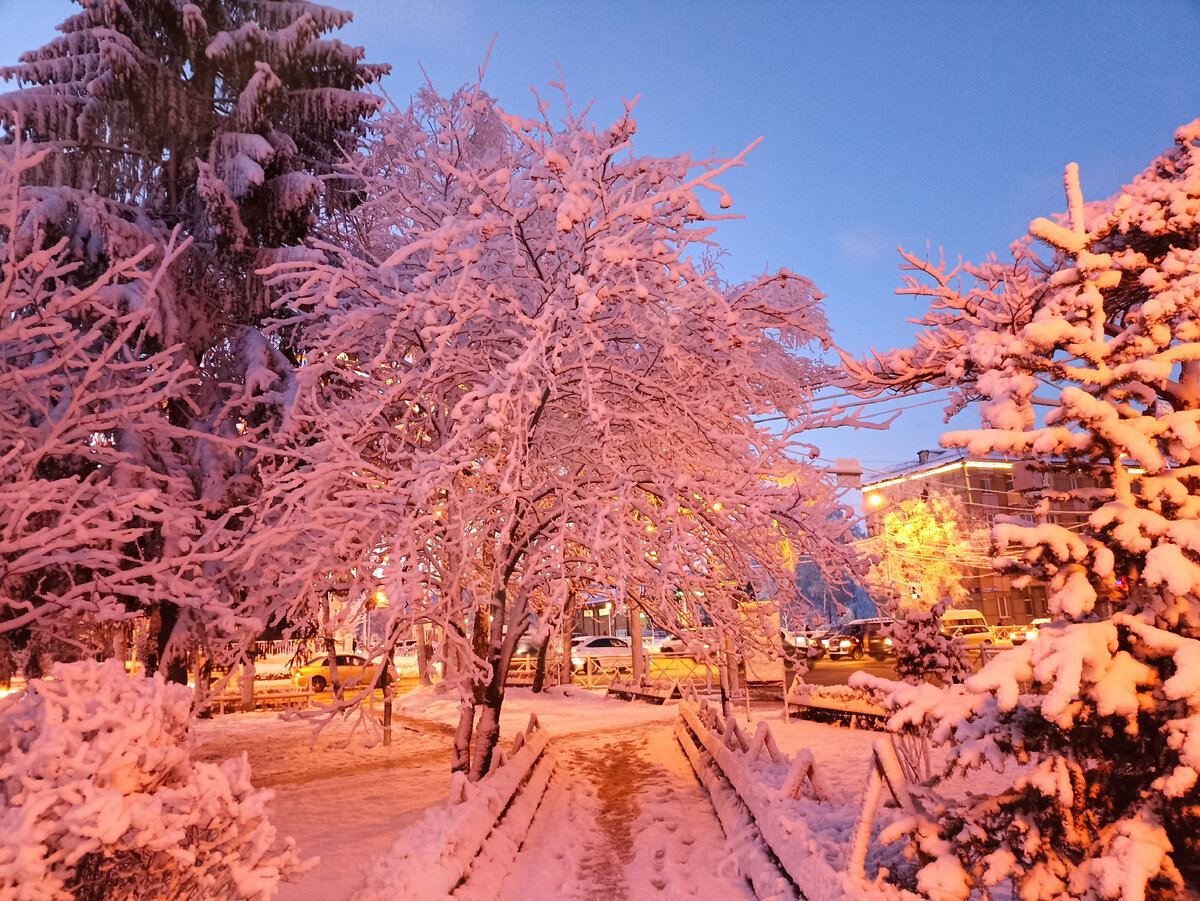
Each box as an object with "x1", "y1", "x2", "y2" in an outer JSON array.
[
  {"x1": 675, "y1": 694, "x2": 842, "y2": 900},
  {"x1": 848, "y1": 738, "x2": 937, "y2": 884},
  {"x1": 353, "y1": 715, "x2": 554, "y2": 901},
  {"x1": 675, "y1": 693, "x2": 918, "y2": 900}
]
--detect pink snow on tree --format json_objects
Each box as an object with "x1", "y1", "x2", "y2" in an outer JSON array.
[
  {"x1": 253, "y1": 82, "x2": 860, "y2": 779},
  {"x1": 0, "y1": 0, "x2": 387, "y2": 678},
  {"x1": 0, "y1": 138, "x2": 205, "y2": 666}
]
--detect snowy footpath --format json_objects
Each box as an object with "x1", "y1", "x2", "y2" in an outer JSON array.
[
  {"x1": 193, "y1": 687, "x2": 880, "y2": 900},
  {"x1": 494, "y1": 720, "x2": 754, "y2": 900}
]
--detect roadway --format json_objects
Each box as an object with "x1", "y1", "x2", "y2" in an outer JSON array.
[{"x1": 791, "y1": 654, "x2": 898, "y2": 686}]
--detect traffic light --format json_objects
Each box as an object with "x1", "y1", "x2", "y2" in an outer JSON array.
[{"x1": 910, "y1": 584, "x2": 919, "y2": 600}]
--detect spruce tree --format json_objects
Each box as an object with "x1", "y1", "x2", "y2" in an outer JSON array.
[
  {"x1": 0, "y1": 0, "x2": 386, "y2": 679},
  {"x1": 0, "y1": 0, "x2": 387, "y2": 350},
  {"x1": 846, "y1": 121, "x2": 1200, "y2": 899}
]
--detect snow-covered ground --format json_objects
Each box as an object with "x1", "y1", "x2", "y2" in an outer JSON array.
[
  {"x1": 193, "y1": 705, "x2": 454, "y2": 901},
  {"x1": 193, "y1": 686, "x2": 885, "y2": 900}
]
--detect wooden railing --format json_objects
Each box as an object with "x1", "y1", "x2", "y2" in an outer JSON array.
[{"x1": 356, "y1": 715, "x2": 554, "y2": 901}]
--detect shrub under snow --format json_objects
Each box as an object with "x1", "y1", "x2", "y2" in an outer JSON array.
[
  {"x1": 0, "y1": 660, "x2": 307, "y2": 901},
  {"x1": 887, "y1": 603, "x2": 973, "y2": 686}
]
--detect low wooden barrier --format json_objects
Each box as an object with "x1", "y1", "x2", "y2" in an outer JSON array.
[
  {"x1": 679, "y1": 688, "x2": 956, "y2": 898},
  {"x1": 674, "y1": 694, "x2": 840, "y2": 900},
  {"x1": 355, "y1": 715, "x2": 554, "y2": 901}
]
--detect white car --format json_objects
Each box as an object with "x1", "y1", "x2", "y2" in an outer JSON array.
[
  {"x1": 942, "y1": 623, "x2": 1013, "y2": 650},
  {"x1": 570, "y1": 635, "x2": 634, "y2": 671}
]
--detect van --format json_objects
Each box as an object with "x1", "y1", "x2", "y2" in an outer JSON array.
[{"x1": 941, "y1": 609, "x2": 988, "y2": 630}]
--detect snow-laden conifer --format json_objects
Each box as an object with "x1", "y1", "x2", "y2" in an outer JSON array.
[
  {"x1": 847, "y1": 120, "x2": 1200, "y2": 899},
  {"x1": 0, "y1": 1, "x2": 385, "y2": 678},
  {"x1": 0, "y1": 0, "x2": 387, "y2": 347},
  {"x1": 0, "y1": 136, "x2": 210, "y2": 669}
]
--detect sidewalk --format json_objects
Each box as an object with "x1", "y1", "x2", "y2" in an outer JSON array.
[{"x1": 494, "y1": 721, "x2": 753, "y2": 901}]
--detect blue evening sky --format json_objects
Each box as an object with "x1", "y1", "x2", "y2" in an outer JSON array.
[{"x1": 3, "y1": 0, "x2": 1198, "y2": 481}]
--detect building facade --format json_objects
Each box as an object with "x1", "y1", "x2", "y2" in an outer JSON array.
[{"x1": 860, "y1": 449, "x2": 1100, "y2": 627}]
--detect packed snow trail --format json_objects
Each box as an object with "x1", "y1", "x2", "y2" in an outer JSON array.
[{"x1": 495, "y1": 720, "x2": 755, "y2": 901}]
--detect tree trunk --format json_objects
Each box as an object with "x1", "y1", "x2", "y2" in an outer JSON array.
[
  {"x1": 148, "y1": 601, "x2": 189, "y2": 684},
  {"x1": 0, "y1": 638, "x2": 13, "y2": 690},
  {"x1": 113, "y1": 627, "x2": 128, "y2": 673},
  {"x1": 470, "y1": 650, "x2": 506, "y2": 779},
  {"x1": 322, "y1": 592, "x2": 341, "y2": 697},
  {"x1": 240, "y1": 657, "x2": 256, "y2": 712},
  {"x1": 531, "y1": 634, "x2": 550, "y2": 693},
  {"x1": 469, "y1": 590, "x2": 511, "y2": 780},
  {"x1": 414, "y1": 623, "x2": 432, "y2": 686},
  {"x1": 451, "y1": 698, "x2": 476, "y2": 775},
  {"x1": 629, "y1": 602, "x2": 645, "y2": 685},
  {"x1": 381, "y1": 660, "x2": 394, "y2": 746},
  {"x1": 562, "y1": 624, "x2": 573, "y2": 686},
  {"x1": 453, "y1": 605, "x2": 494, "y2": 775},
  {"x1": 325, "y1": 636, "x2": 340, "y2": 698}
]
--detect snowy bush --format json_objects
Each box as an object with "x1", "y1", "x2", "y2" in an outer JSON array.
[
  {"x1": 887, "y1": 603, "x2": 973, "y2": 686},
  {"x1": 0, "y1": 660, "x2": 307, "y2": 900}
]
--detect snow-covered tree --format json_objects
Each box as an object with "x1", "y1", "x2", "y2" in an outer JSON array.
[
  {"x1": 254, "y1": 83, "x2": 859, "y2": 778},
  {"x1": 0, "y1": 659, "x2": 307, "y2": 899},
  {"x1": 886, "y1": 602, "x2": 973, "y2": 686},
  {"x1": 0, "y1": 0, "x2": 387, "y2": 348},
  {"x1": 846, "y1": 120, "x2": 1200, "y2": 897},
  {"x1": 0, "y1": 137, "x2": 213, "y2": 671},
  {"x1": 863, "y1": 493, "x2": 988, "y2": 612},
  {"x1": 0, "y1": 0, "x2": 386, "y2": 677}
]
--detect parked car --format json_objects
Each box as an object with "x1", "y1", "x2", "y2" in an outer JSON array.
[
  {"x1": 820, "y1": 618, "x2": 890, "y2": 660},
  {"x1": 570, "y1": 635, "x2": 634, "y2": 671},
  {"x1": 291, "y1": 654, "x2": 378, "y2": 693},
  {"x1": 939, "y1": 608, "x2": 1013, "y2": 649}
]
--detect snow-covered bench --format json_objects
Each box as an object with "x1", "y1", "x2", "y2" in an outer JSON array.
[
  {"x1": 785, "y1": 683, "x2": 887, "y2": 731},
  {"x1": 208, "y1": 688, "x2": 312, "y2": 715},
  {"x1": 606, "y1": 674, "x2": 678, "y2": 704}
]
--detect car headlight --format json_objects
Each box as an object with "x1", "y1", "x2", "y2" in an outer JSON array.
[
  {"x1": 883, "y1": 637, "x2": 892, "y2": 647},
  {"x1": 839, "y1": 640, "x2": 851, "y2": 648},
  {"x1": 1024, "y1": 628, "x2": 1038, "y2": 641},
  {"x1": 571, "y1": 657, "x2": 583, "y2": 667}
]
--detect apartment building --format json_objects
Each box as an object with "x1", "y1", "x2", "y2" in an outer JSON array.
[{"x1": 860, "y1": 449, "x2": 1100, "y2": 627}]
